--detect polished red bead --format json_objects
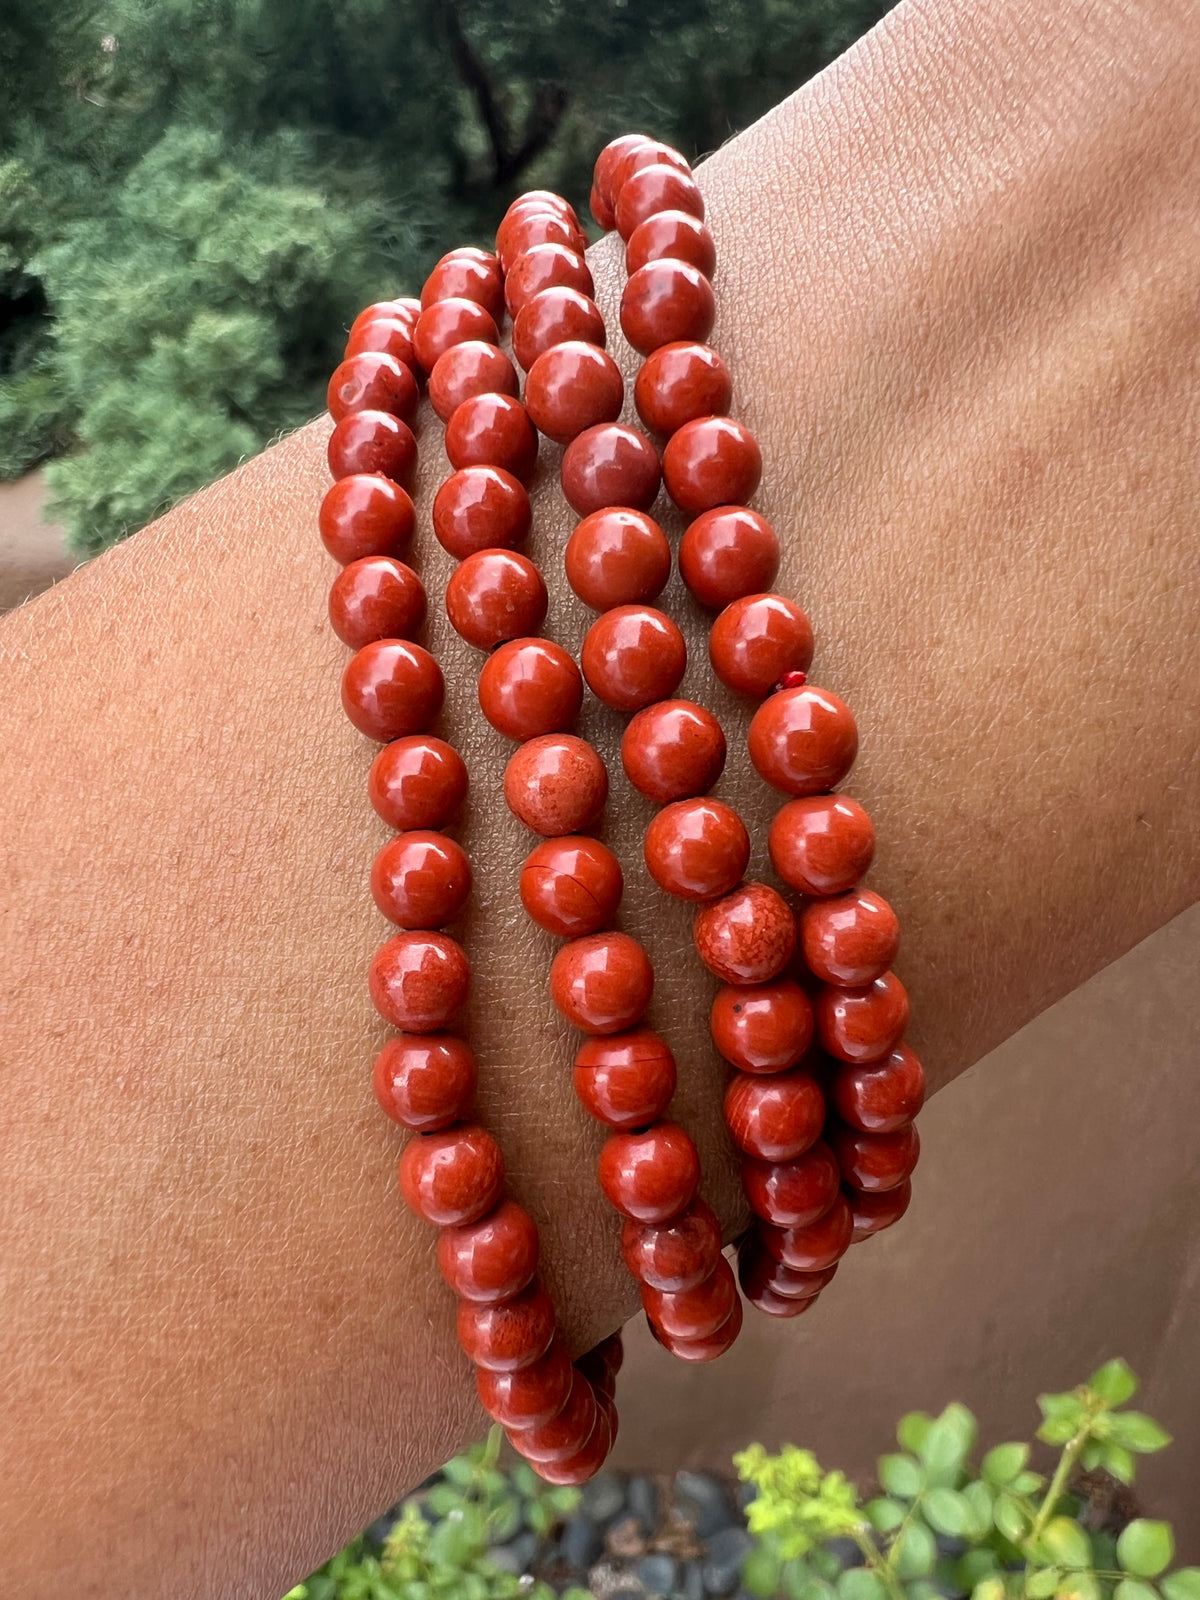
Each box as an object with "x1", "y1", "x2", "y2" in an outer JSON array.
[
  {"x1": 524, "y1": 342, "x2": 624, "y2": 445},
  {"x1": 831, "y1": 1043, "x2": 926, "y2": 1133},
  {"x1": 723, "y1": 1069, "x2": 825, "y2": 1163},
  {"x1": 621, "y1": 261, "x2": 715, "y2": 357},
  {"x1": 579, "y1": 1331, "x2": 625, "y2": 1387},
  {"x1": 581, "y1": 605, "x2": 686, "y2": 713},
  {"x1": 413, "y1": 297, "x2": 499, "y2": 372},
  {"x1": 327, "y1": 352, "x2": 419, "y2": 424},
  {"x1": 814, "y1": 972, "x2": 910, "y2": 1064},
  {"x1": 710, "y1": 594, "x2": 815, "y2": 698},
  {"x1": 445, "y1": 392, "x2": 539, "y2": 483},
  {"x1": 433, "y1": 466, "x2": 532, "y2": 559},
  {"x1": 609, "y1": 140, "x2": 691, "y2": 200},
  {"x1": 512, "y1": 287, "x2": 605, "y2": 372},
  {"x1": 457, "y1": 1279, "x2": 557, "y2": 1372},
  {"x1": 503, "y1": 734, "x2": 609, "y2": 836},
  {"x1": 709, "y1": 980, "x2": 814, "y2": 1074},
  {"x1": 477, "y1": 1336, "x2": 574, "y2": 1428},
  {"x1": 398, "y1": 1123, "x2": 504, "y2": 1227},
  {"x1": 504, "y1": 190, "x2": 580, "y2": 227},
  {"x1": 327, "y1": 409, "x2": 418, "y2": 486},
  {"x1": 564, "y1": 509, "x2": 671, "y2": 611},
  {"x1": 763, "y1": 1195, "x2": 854, "y2": 1272},
  {"x1": 693, "y1": 882, "x2": 797, "y2": 984},
  {"x1": 574, "y1": 1028, "x2": 677, "y2": 1129},
  {"x1": 615, "y1": 164, "x2": 705, "y2": 240},
  {"x1": 428, "y1": 340, "x2": 519, "y2": 423},
  {"x1": 741, "y1": 1139, "x2": 840, "y2": 1228},
  {"x1": 768, "y1": 795, "x2": 876, "y2": 896},
  {"x1": 505, "y1": 243, "x2": 594, "y2": 318},
  {"x1": 650, "y1": 1295, "x2": 743, "y2": 1360},
  {"x1": 598, "y1": 1122, "x2": 700, "y2": 1222},
  {"x1": 328, "y1": 556, "x2": 424, "y2": 649},
  {"x1": 319, "y1": 474, "x2": 415, "y2": 565},
  {"x1": 593, "y1": 134, "x2": 657, "y2": 216},
  {"x1": 621, "y1": 700, "x2": 725, "y2": 802},
  {"x1": 738, "y1": 1239, "x2": 831, "y2": 1315},
  {"x1": 446, "y1": 549, "x2": 547, "y2": 651},
  {"x1": 750, "y1": 1239, "x2": 839, "y2": 1299},
  {"x1": 528, "y1": 1404, "x2": 615, "y2": 1483},
  {"x1": 626, "y1": 211, "x2": 717, "y2": 279},
  {"x1": 421, "y1": 248, "x2": 504, "y2": 321},
  {"x1": 800, "y1": 889, "x2": 900, "y2": 986},
  {"x1": 549, "y1": 932, "x2": 654, "y2": 1034},
  {"x1": 368, "y1": 736, "x2": 468, "y2": 831},
  {"x1": 829, "y1": 1122, "x2": 920, "y2": 1193},
  {"x1": 371, "y1": 830, "x2": 472, "y2": 929},
  {"x1": 748, "y1": 685, "x2": 859, "y2": 795},
  {"x1": 620, "y1": 1198, "x2": 722, "y2": 1293},
  {"x1": 348, "y1": 297, "x2": 419, "y2": 340},
  {"x1": 644, "y1": 798, "x2": 749, "y2": 902},
  {"x1": 341, "y1": 639, "x2": 444, "y2": 742},
  {"x1": 642, "y1": 1256, "x2": 736, "y2": 1341},
  {"x1": 663, "y1": 416, "x2": 762, "y2": 515},
  {"x1": 369, "y1": 931, "x2": 470, "y2": 1031},
  {"x1": 507, "y1": 1367, "x2": 599, "y2": 1465},
  {"x1": 373, "y1": 1034, "x2": 477, "y2": 1132},
  {"x1": 561, "y1": 424, "x2": 662, "y2": 516},
  {"x1": 679, "y1": 508, "x2": 780, "y2": 609},
  {"x1": 345, "y1": 314, "x2": 419, "y2": 369},
  {"x1": 848, "y1": 1177, "x2": 913, "y2": 1241},
  {"x1": 478, "y1": 638, "x2": 583, "y2": 741},
  {"x1": 634, "y1": 342, "x2": 732, "y2": 437},
  {"x1": 497, "y1": 209, "x2": 579, "y2": 274},
  {"x1": 438, "y1": 1199, "x2": 539, "y2": 1303},
  {"x1": 520, "y1": 836, "x2": 624, "y2": 938}
]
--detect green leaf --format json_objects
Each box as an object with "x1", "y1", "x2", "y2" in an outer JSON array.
[
  {"x1": 1119, "y1": 1522, "x2": 1176, "y2": 1579},
  {"x1": 981, "y1": 1443, "x2": 1028, "y2": 1488},
  {"x1": 1102, "y1": 1443, "x2": 1137, "y2": 1485},
  {"x1": 955, "y1": 1550, "x2": 999, "y2": 1591},
  {"x1": 1090, "y1": 1359, "x2": 1139, "y2": 1407},
  {"x1": 743, "y1": 1546, "x2": 782, "y2": 1598},
  {"x1": 960, "y1": 1480, "x2": 995, "y2": 1540},
  {"x1": 878, "y1": 1454, "x2": 923, "y2": 1499},
  {"x1": 487, "y1": 1494, "x2": 522, "y2": 1544},
  {"x1": 1040, "y1": 1516, "x2": 1091, "y2": 1569},
  {"x1": 918, "y1": 1404, "x2": 977, "y2": 1487},
  {"x1": 1037, "y1": 1392, "x2": 1087, "y2": 1446},
  {"x1": 1115, "y1": 1581, "x2": 1161, "y2": 1600},
  {"x1": 781, "y1": 1560, "x2": 816, "y2": 1600},
  {"x1": 1080, "y1": 1442, "x2": 1105, "y2": 1471},
  {"x1": 1011, "y1": 1471, "x2": 1045, "y2": 1495},
  {"x1": 1162, "y1": 1569, "x2": 1200, "y2": 1600},
  {"x1": 865, "y1": 1497, "x2": 905, "y2": 1533},
  {"x1": 971, "y1": 1580, "x2": 1006, "y2": 1600},
  {"x1": 426, "y1": 1484, "x2": 466, "y2": 1516},
  {"x1": 836, "y1": 1568, "x2": 887, "y2": 1600},
  {"x1": 1109, "y1": 1414, "x2": 1173, "y2": 1454},
  {"x1": 526, "y1": 1500, "x2": 553, "y2": 1536},
  {"x1": 993, "y1": 1492, "x2": 1028, "y2": 1546},
  {"x1": 892, "y1": 1522, "x2": 936, "y2": 1581},
  {"x1": 898, "y1": 1412, "x2": 934, "y2": 1454},
  {"x1": 1027, "y1": 1569, "x2": 1061, "y2": 1598},
  {"x1": 1060, "y1": 1575, "x2": 1101, "y2": 1600},
  {"x1": 922, "y1": 1488, "x2": 970, "y2": 1537}
]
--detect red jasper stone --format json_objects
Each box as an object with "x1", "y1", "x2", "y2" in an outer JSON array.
[
  {"x1": 644, "y1": 798, "x2": 749, "y2": 902},
  {"x1": 679, "y1": 507, "x2": 780, "y2": 610},
  {"x1": 421, "y1": 248, "x2": 504, "y2": 321},
  {"x1": 565, "y1": 509, "x2": 671, "y2": 611},
  {"x1": 348, "y1": 297, "x2": 419, "y2": 340},
  {"x1": 371, "y1": 830, "x2": 472, "y2": 929},
  {"x1": 505, "y1": 243, "x2": 594, "y2": 317},
  {"x1": 580, "y1": 1331, "x2": 625, "y2": 1387},
  {"x1": 598, "y1": 1122, "x2": 700, "y2": 1222},
  {"x1": 814, "y1": 972, "x2": 910, "y2": 1064},
  {"x1": 693, "y1": 882, "x2": 797, "y2": 984},
  {"x1": 327, "y1": 410, "x2": 418, "y2": 486},
  {"x1": 496, "y1": 209, "x2": 579, "y2": 274},
  {"x1": 642, "y1": 1257, "x2": 736, "y2": 1341},
  {"x1": 741, "y1": 1139, "x2": 841, "y2": 1228},
  {"x1": 626, "y1": 211, "x2": 717, "y2": 279},
  {"x1": 609, "y1": 140, "x2": 691, "y2": 200},
  {"x1": 319, "y1": 473, "x2": 415, "y2": 565},
  {"x1": 398, "y1": 1123, "x2": 504, "y2": 1227},
  {"x1": 328, "y1": 556, "x2": 425, "y2": 649},
  {"x1": 621, "y1": 699, "x2": 725, "y2": 802},
  {"x1": 433, "y1": 465, "x2": 532, "y2": 559},
  {"x1": 635, "y1": 341, "x2": 732, "y2": 437},
  {"x1": 751, "y1": 1241, "x2": 839, "y2": 1299},
  {"x1": 341, "y1": 639, "x2": 444, "y2": 742},
  {"x1": 549, "y1": 932, "x2": 654, "y2": 1034},
  {"x1": 531, "y1": 1404, "x2": 615, "y2": 1483},
  {"x1": 800, "y1": 889, "x2": 900, "y2": 986},
  {"x1": 524, "y1": 342, "x2": 624, "y2": 445},
  {"x1": 581, "y1": 605, "x2": 687, "y2": 712},
  {"x1": 373, "y1": 1034, "x2": 477, "y2": 1132},
  {"x1": 620, "y1": 261, "x2": 715, "y2": 356},
  {"x1": 620, "y1": 1198, "x2": 722, "y2": 1293},
  {"x1": 478, "y1": 638, "x2": 583, "y2": 741},
  {"x1": 369, "y1": 931, "x2": 469, "y2": 1031},
  {"x1": 831, "y1": 1043, "x2": 926, "y2": 1133},
  {"x1": 428, "y1": 340, "x2": 519, "y2": 423},
  {"x1": 520, "y1": 836, "x2": 624, "y2": 938},
  {"x1": 504, "y1": 734, "x2": 609, "y2": 836},
  {"x1": 663, "y1": 416, "x2": 762, "y2": 516},
  {"x1": 710, "y1": 980, "x2": 814, "y2": 1074},
  {"x1": 848, "y1": 1177, "x2": 913, "y2": 1241},
  {"x1": 446, "y1": 549, "x2": 547, "y2": 651},
  {"x1": 457, "y1": 1279, "x2": 556, "y2": 1373},
  {"x1": 650, "y1": 1295, "x2": 743, "y2": 1360},
  {"x1": 512, "y1": 287, "x2": 605, "y2": 372},
  {"x1": 829, "y1": 1122, "x2": 920, "y2": 1193},
  {"x1": 445, "y1": 392, "x2": 539, "y2": 483},
  {"x1": 561, "y1": 424, "x2": 662, "y2": 516},
  {"x1": 768, "y1": 795, "x2": 876, "y2": 897},
  {"x1": 615, "y1": 164, "x2": 705, "y2": 240},
  {"x1": 413, "y1": 297, "x2": 499, "y2": 372},
  {"x1": 508, "y1": 1367, "x2": 599, "y2": 1464},
  {"x1": 738, "y1": 1239, "x2": 831, "y2": 1313},
  {"x1": 477, "y1": 1336, "x2": 574, "y2": 1428},
  {"x1": 345, "y1": 314, "x2": 419, "y2": 369},
  {"x1": 368, "y1": 736, "x2": 468, "y2": 832},
  {"x1": 594, "y1": 134, "x2": 657, "y2": 215},
  {"x1": 438, "y1": 1199, "x2": 539, "y2": 1302},
  {"x1": 710, "y1": 593, "x2": 815, "y2": 698},
  {"x1": 748, "y1": 685, "x2": 859, "y2": 795},
  {"x1": 723, "y1": 1069, "x2": 825, "y2": 1162},
  {"x1": 574, "y1": 1028, "x2": 677, "y2": 1129},
  {"x1": 327, "y1": 352, "x2": 419, "y2": 424},
  {"x1": 763, "y1": 1194, "x2": 854, "y2": 1272}
]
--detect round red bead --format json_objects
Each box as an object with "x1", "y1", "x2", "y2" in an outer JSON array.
[
  {"x1": 445, "y1": 392, "x2": 539, "y2": 483},
  {"x1": 457, "y1": 1279, "x2": 556, "y2": 1372},
  {"x1": 829, "y1": 1122, "x2": 920, "y2": 1193},
  {"x1": 620, "y1": 261, "x2": 715, "y2": 357},
  {"x1": 763, "y1": 1195, "x2": 854, "y2": 1272},
  {"x1": 609, "y1": 140, "x2": 691, "y2": 201},
  {"x1": 319, "y1": 474, "x2": 414, "y2": 565},
  {"x1": 327, "y1": 410, "x2": 417, "y2": 486},
  {"x1": 327, "y1": 352, "x2": 419, "y2": 424},
  {"x1": 848, "y1": 1178, "x2": 913, "y2": 1241},
  {"x1": 598, "y1": 1122, "x2": 700, "y2": 1222},
  {"x1": 574, "y1": 1028, "x2": 677, "y2": 1130},
  {"x1": 651, "y1": 1295, "x2": 744, "y2": 1359},
  {"x1": 831, "y1": 1043, "x2": 926, "y2": 1133},
  {"x1": 348, "y1": 298, "x2": 419, "y2": 340},
  {"x1": 520, "y1": 836, "x2": 624, "y2": 938},
  {"x1": 709, "y1": 980, "x2": 814, "y2": 1074},
  {"x1": 581, "y1": 605, "x2": 687, "y2": 713},
  {"x1": 723, "y1": 1069, "x2": 825, "y2": 1163},
  {"x1": 328, "y1": 556, "x2": 425, "y2": 649},
  {"x1": 679, "y1": 508, "x2": 780, "y2": 610},
  {"x1": 507, "y1": 1368, "x2": 599, "y2": 1465},
  {"x1": 751, "y1": 1240, "x2": 839, "y2": 1299},
  {"x1": 428, "y1": 340, "x2": 519, "y2": 423},
  {"x1": 738, "y1": 1240, "x2": 832, "y2": 1314},
  {"x1": 478, "y1": 1336, "x2": 574, "y2": 1428},
  {"x1": 345, "y1": 315, "x2": 419, "y2": 368},
  {"x1": 561, "y1": 424, "x2": 662, "y2": 516},
  {"x1": 503, "y1": 734, "x2": 609, "y2": 836},
  {"x1": 644, "y1": 798, "x2": 749, "y2": 902},
  {"x1": 398, "y1": 1124, "x2": 504, "y2": 1227},
  {"x1": 549, "y1": 932, "x2": 654, "y2": 1034},
  {"x1": 768, "y1": 795, "x2": 876, "y2": 896},
  {"x1": 710, "y1": 594, "x2": 815, "y2": 698},
  {"x1": 642, "y1": 1256, "x2": 736, "y2": 1342},
  {"x1": 369, "y1": 931, "x2": 469, "y2": 1031},
  {"x1": 421, "y1": 249, "x2": 504, "y2": 321},
  {"x1": 478, "y1": 638, "x2": 583, "y2": 741},
  {"x1": 497, "y1": 210, "x2": 579, "y2": 273},
  {"x1": 438, "y1": 1199, "x2": 539, "y2": 1303},
  {"x1": 368, "y1": 736, "x2": 468, "y2": 831},
  {"x1": 413, "y1": 297, "x2": 499, "y2": 372},
  {"x1": 565, "y1": 509, "x2": 671, "y2": 611},
  {"x1": 625, "y1": 211, "x2": 717, "y2": 279},
  {"x1": 527, "y1": 1404, "x2": 615, "y2": 1482},
  {"x1": 505, "y1": 243, "x2": 594, "y2": 317},
  {"x1": 621, "y1": 699, "x2": 725, "y2": 802},
  {"x1": 524, "y1": 342, "x2": 624, "y2": 445},
  {"x1": 371, "y1": 830, "x2": 472, "y2": 929},
  {"x1": 341, "y1": 639, "x2": 444, "y2": 742},
  {"x1": 446, "y1": 549, "x2": 547, "y2": 651},
  {"x1": 373, "y1": 1034, "x2": 477, "y2": 1132},
  {"x1": 594, "y1": 134, "x2": 657, "y2": 214},
  {"x1": 693, "y1": 882, "x2": 797, "y2": 984},
  {"x1": 748, "y1": 685, "x2": 859, "y2": 796},
  {"x1": 634, "y1": 341, "x2": 732, "y2": 437},
  {"x1": 513, "y1": 287, "x2": 605, "y2": 372},
  {"x1": 433, "y1": 466, "x2": 532, "y2": 559},
  {"x1": 620, "y1": 1198, "x2": 722, "y2": 1293},
  {"x1": 741, "y1": 1139, "x2": 840, "y2": 1228},
  {"x1": 800, "y1": 889, "x2": 900, "y2": 986},
  {"x1": 663, "y1": 416, "x2": 762, "y2": 516},
  {"x1": 615, "y1": 164, "x2": 704, "y2": 240},
  {"x1": 814, "y1": 972, "x2": 910, "y2": 1064}
]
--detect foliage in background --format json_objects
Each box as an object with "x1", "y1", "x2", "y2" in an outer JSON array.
[{"x1": 0, "y1": 0, "x2": 894, "y2": 552}]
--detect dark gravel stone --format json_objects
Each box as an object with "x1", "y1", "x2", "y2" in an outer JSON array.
[
  {"x1": 683, "y1": 1557, "x2": 706, "y2": 1600},
  {"x1": 638, "y1": 1552, "x2": 681, "y2": 1594},
  {"x1": 675, "y1": 1472, "x2": 737, "y2": 1538},
  {"x1": 824, "y1": 1538, "x2": 862, "y2": 1571},
  {"x1": 364, "y1": 1511, "x2": 398, "y2": 1546},
  {"x1": 735, "y1": 1481, "x2": 758, "y2": 1516},
  {"x1": 560, "y1": 1513, "x2": 604, "y2": 1572},
  {"x1": 702, "y1": 1527, "x2": 753, "y2": 1595},
  {"x1": 489, "y1": 1529, "x2": 540, "y2": 1574},
  {"x1": 611, "y1": 1591, "x2": 644, "y2": 1600},
  {"x1": 628, "y1": 1473, "x2": 660, "y2": 1535},
  {"x1": 935, "y1": 1536, "x2": 969, "y2": 1558},
  {"x1": 581, "y1": 1469, "x2": 628, "y2": 1525}
]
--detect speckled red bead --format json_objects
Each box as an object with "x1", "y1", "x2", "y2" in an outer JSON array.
[
  {"x1": 644, "y1": 798, "x2": 750, "y2": 902},
  {"x1": 341, "y1": 639, "x2": 444, "y2": 742},
  {"x1": 421, "y1": 248, "x2": 505, "y2": 321},
  {"x1": 620, "y1": 1198, "x2": 722, "y2": 1293},
  {"x1": 738, "y1": 1241, "x2": 832, "y2": 1315},
  {"x1": 641, "y1": 1257, "x2": 737, "y2": 1341},
  {"x1": 497, "y1": 209, "x2": 580, "y2": 274},
  {"x1": 651, "y1": 1296, "x2": 745, "y2": 1359},
  {"x1": 582, "y1": 605, "x2": 687, "y2": 713},
  {"x1": 345, "y1": 314, "x2": 419, "y2": 369},
  {"x1": 678, "y1": 507, "x2": 780, "y2": 610},
  {"x1": 565, "y1": 509, "x2": 671, "y2": 612},
  {"x1": 505, "y1": 243, "x2": 594, "y2": 318},
  {"x1": 768, "y1": 795, "x2": 876, "y2": 896},
  {"x1": 598, "y1": 1122, "x2": 700, "y2": 1222},
  {"x1": 428, "y1": 340, "x2": 519, "y2": 423},
  {"x1": 503, "y1": 734, "x2": 609, "y2": 836},
  {"x1": 615, "y1": 163, "x2": 705, "y2": 240},
  {"x1": 573, "y1": 1028, "x2": 677, "y2": 1129},
  {"x1": 748, "y1": 685, "x2": 859, "y2": 795},
  {"x1": 327, "y1": 409, "x2": 418, "y2": 486},
  {"x1": 507, "y1": 1368, "x2": 600, "y2": 1465},
  {"x1": 620, "y1": 261, "x2": 715, "y2": 356},
  {"x1": 349, "y1": 297, "x2": 420, "y2": 340},
  {"x1": 328, "y1": 556, "x2": 425, "y2": 649},
  {"x1": 848, "y1": 1178, "x2": 913, "y2": 1241},
  {"x1": 319, "y1": 474, "x2": 415, "y2": 565},
  {"x1": 373, "y1": 1034, "x2": 478, "y2": 1132},
  {"x1": 828, "y1": 1122, "x2": 921, "y2": 1193},
  {"x1": 561, "y1": 424, "x2": 662, "y2": 516},
  {"x1": 693, "y1": 881, "x2": 797, "y2": 984},
  {"x1": 457, "y1": 1279, "x2": 557, "y2": 1372},
  {"x1": 740, "y1": 1139, "x2": 841, "y2": 1229},
  {"x1": 748, "y1": 1244, "x2": 839, "y2": 1300},
  {"x1": 762, "y1": 1194, "x2": 854, "y2": 1272},
  {"x1": 368, "y1": 736, "x2": 468, "y2": 831},
  {"x1": 477, "y1": 1336, "x2": 574, "y2": 1428},
  {"x1": 398, "y1": 1124, "x2": 504, "y2": 1226},
  {"x1": 327, "y1": 351, "x2": 419, "y2": 424},
  {"x1": 608, "y1": 140, "x2": 691, "y2": 201},
  {"x1": 433, "y1": 466, "x2": 532, "y2": 559},
  {"x1": 525, "y1": 342, "x2": 625, "y2": 445},
  {"x1": 663, "y1": 417, "x2": 762, "y2": 516},
  {"x1": 369, "y1": 931, "x2": 470, "y2": 1031},
  {"x1": 527, "y1": 1404, "x2": 614, "y2": 1483},
  {"x1": 709, "y1": 980, "x2": 814, "y2": 1074},
  {"x1": 830, "y1": 1043, "x2": 926, "y2": 1133},
  {"x1": 549, "y1": 932, "x2": 654, "y2": 1034},
  {"x1": 592, "y1": 135, "x2": 657, "y2": 223},
  {"x1": 723, "y1": 1070, "x2": 826, "y2": 1163},
  {"x1": 479, "y1": 638, "x2": 583, "y2": 741},
  {"x1": 625, "y1": 211, "x2": 717, "y2": 278},
  {"x1": 446, "y1": 549, "x2": 548, "y2": 651},
  {"x1": 513, "y1": 287, "x2": 605, "y2": 372},
  {"x1": 621, "y1": 699, "x2": 726, "y2": 802},
  {"x1": 371, "y1": 830, "x2": 472, "y2": 929},
  {"x1": 634, "y1": 341, "x2": 732, "y2": 437},
  {"x1": 413, "y1": 296, "x2": 499, "y2": 372},
  {"x1": 445, "y1": 392, "x2": 539, "y2": 483},
  {"x1": 438, "y1": 1198, "x2": 540, "y2": 1303},
  {"x1": 800, "y1": 889, "x2": 901, "y2": 986},
  {"x1": 709, "y1": 593, "x2": 815, "y2": 698},
  {"x1": 520, "y1": 836, "x2": 624, "y2": 938},
  {"x1": 814, "y1": 972, "x2": 910, "y2": 1064}
]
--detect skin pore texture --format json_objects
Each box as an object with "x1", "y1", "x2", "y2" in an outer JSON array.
[{"x1": 1, "y1": 0, "x2": 1198, "y2": 1595}]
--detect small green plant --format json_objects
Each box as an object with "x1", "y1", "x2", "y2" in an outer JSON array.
[{"x1": 735, "y1": 1359, "x2": 1194, "y2": 1600}]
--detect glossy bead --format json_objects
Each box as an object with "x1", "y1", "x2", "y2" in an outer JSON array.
[
  {"x1": 328, "y1": 557, "x2": 424, "y2": 650},
  {"x1": 478, "y1": 638, "x2": 583, "y2": 741},
  {"x1": 319, "y1": 474, "x2": 415, "y2": 565},
  {"x1": 477, "y1": 1336, "x2": 574, "y2": 1428},
  {"x1": 521, "y1": 836, "x2": 624, "y2": 938},
  {"x1": 581, "y1": 605, "x2": 686, "y2": 713},
  {"x1": 574, "y1": 1027, "x2": 676, "y2": 1129},
  {"x1": 626, "y1": 211, "x2": 717, "y2": 278},
  {"x1": 800, "y1": 889, "x2": 900, "y2": 986},
  {"x1": 504, "y1": 190, "x2": 580, "y2": 227},
  {"x1": 368, "y1": 736, "x2": 468, "y2": 832},
  {"x1": 428, "y1": 341, "x2": 519, "y2": 423},
  {"x1": 505, "y1": 243, "x2": 594, "y2": 317},
  {"x1": 621, "y1": 261, "x2": 715, "y2": 356},
  {"x1": 341, "y1": 639, "x2": 444, "y2": 742},
  {"x1": 508, "y1": 1369, "x2": 599, "y2": 1465},
  {"x1": 615, "y1": 164, "x2": 705, "y2": 240},
  {"x1": 504, "y1": 734, "x2": 608, "y2": 836},
  {"x1": 373, "y1": 1034, "x2": 477, "y2": 1132},
  {"x1": 327, "y1": 410, "x2": 418, "y2": 486},
  {"x1": 564, "y1": 509, "x2": 670, "y2": 611},
  {"x1": 710, "y1": 980, "x2": 814, "y2": 1074},
  {"x1": 524, "y1": 342, "x2": 624, "y2": 445},
  {"x1": 710, "y1": 594, "x2": 815, "y2": 698},
  {"x1": 679, "y1": 508, "x2": 780, "y2": 609},
  {"x1": 738, "y1": 1241, "x2": 829, "y2": 1316},
  {"x1": 348, "y1": 297, "x2": 419, "y2": 340},
  {"x1": 621, "y1": 700, "x2": 725, "y2": 802},
  {"x1": 561, "y1": 424, "x2": 662, "y2": 516},
  {"x1": 763, "y1": 1194, "x2": 854, "y2": 1272},
  {"x1": 598, "y1": 1122, "x2": 700, "y2": 1222},
  {"x1": 446, "y1": 549, "x2": 547, "y2": 651},
  {"x1": 369, "y1": 931, "x2": 469, "y2": 1031},
  {"x1": 644, "y1": 798, "x2": 749, "y2": 902},
  {"x1": 828, "y1": 1122, "x2": 920, "y2": 1193},
  {"x1": 398, "y1": 1124, "x2": 504, "y2": 1227},
  {"x1": 741, "y1": 1139, "x2": 840, "y2": 1228},
  {"x1": 693, "y1": 882, "x2": 797, "y2": 984},
  {"x1": 433, "y1": 466, "x2": 532, "y2": 559},
  {"x1": 650, "y1": 1295, "x2": 743, "y2": 1360},
  {"x1": 831, "y1": 1044, "x2": 926, "y2": 1133},
  {"x1": 635, "y1": 341, "x2": 732, "y2": 437},
  {"x1": 620, "y1": 1198, "x2": 722, "y2": 1293},
  {"x1": 814, "y1": 972, "x2": 910, "y2": 1064},
  {"x1": 371, "y1": 830, "x2": 472, "y2": 928},
  {"x1": 345, "y1": 314, "x2": 419, "y2": 369},
  {"x1": 457, "y1": 1279, "x2": 556, "y2": 1372},
  {"x1": 642, "y1": 1257, "x2": 736, "y2": 1341},
  {"x1": 750, "y1": 1240, "x2": 839, "y2": 1299},
  {"x1": 663, "y1": 416, "x2": 762, "y2": 515},
  {"x1": 421, "y1": 248, "x2": 504, "y2": 321},
  {"x1": 768, "y1": 795, "x2": 876, "y2": 897},
  {"x1": 438, "y1": 1198, "x2": 539, "y2": 1303},
  {"x1": 413, "y1": 297, "x2": 499, "y2": 372},
  {"x1": 593, "y1": 134, "x2": 657, "y2": 216},
  {"x1": 723, "y1": 1069, "x2": 825, "y2": 1162},
  {"x1": 748, "y1": 685, "x2": 859, "y2": 795},
  {"x1": 445, "y1": 392, "x2": 538, "y2": 483},
  {"x1": 327, "y1": 352, "x2": 419, "y2": 424},
  {"x1": 848, "y1": 1177, "x2": 913, "y2": 1241},
  {"x1": 512, "y1": 287, "x2": 605, "y2": 372},
  {"x1": 496, "y1": 209, "x2": 579, "y2": 274},
  {"x1": 609, "y1": 139, "x2": 691, "y2": 200},
  {"x1": 529, "y1": 1405, "x2": 615, "y2": 1482},
  {"x1": 550, "y1": 932, "x2": 654, "y2": 1034}
]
